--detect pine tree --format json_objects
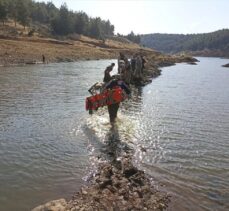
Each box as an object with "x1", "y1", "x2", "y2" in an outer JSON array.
[
  {"x1": 89, "y1": 17, "x2": 102, "y2": 39},
  {"x1": 17, "y1": 0, "x2": 30, "y2": 29},
  {"x1": 0, "y1": 0, "x2": 7, "y2": 25}
]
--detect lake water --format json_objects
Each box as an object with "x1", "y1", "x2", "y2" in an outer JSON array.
[{"x1": 0, "y1": 58, "x2": 228, "y2": 211}]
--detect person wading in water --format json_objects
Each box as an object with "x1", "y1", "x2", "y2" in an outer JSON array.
[
  {"x1": 103, "y1": 63, "x2": 115, "y2": 83},
  {"x1": 103, "y1": 75, "x2": 131, "y2": 124}
]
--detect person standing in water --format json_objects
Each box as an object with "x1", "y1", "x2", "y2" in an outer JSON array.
[
  {"x1": 103, "y1": 63, "x2": 115, "y2": 83},
  {"x1": 104, "y1": 76, "x2": 131, "y2": 124},
  {"x1": 42, "y1": 54, "x2": 46, "y2": 63}
]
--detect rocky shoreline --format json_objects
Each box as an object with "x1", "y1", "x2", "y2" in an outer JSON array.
[
  {"x1": 33, "y1": 156, "x2": 170, "y2": 211},
  {"x1": 32, "y1": 121, "x2": 170, "y2": 211}
]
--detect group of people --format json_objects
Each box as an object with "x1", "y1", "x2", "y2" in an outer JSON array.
[
  {"x1": 118, "y1": 52, "x2": 146, "y2": 85},
  {"x1": 103, "y1": 52, "x2": 147, "y2": 85},
  {"x1": 102, "y1": 61, "x2": 130, "y2": 124},
  {"x1": 102, "y1": 52, "x2": 146, "y2": 124}
]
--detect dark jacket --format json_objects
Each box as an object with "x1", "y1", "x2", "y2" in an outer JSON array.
[{"x1": 105, "y1": 79, "x2": 131, "y2": 95}]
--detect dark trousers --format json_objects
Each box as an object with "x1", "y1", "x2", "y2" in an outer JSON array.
[{"x1": 108, "y1": 103, "x2": 120, "y2": 123}]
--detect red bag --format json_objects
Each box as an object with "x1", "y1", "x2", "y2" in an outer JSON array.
[{"x1": 85, "y1": 87, "x2": 127, "y2": 111}]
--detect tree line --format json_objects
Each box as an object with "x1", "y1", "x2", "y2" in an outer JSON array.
[
  {"x1": 141, "y1": 29, "x2": 229, "y2": 53},
  {"x1": 117, "y1": 31, "x2": 141, "y2": 44},
  {"x1": 0, "y1": 0, "x2": 114, "y2": 39}
]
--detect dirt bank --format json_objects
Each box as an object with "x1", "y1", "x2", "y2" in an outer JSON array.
[
  {"x1": 0, "y1": 33, "x2": 198, "y2": 67},
  {"x1": 0, "y1": 33, "x2": 144, "y2": 66}
]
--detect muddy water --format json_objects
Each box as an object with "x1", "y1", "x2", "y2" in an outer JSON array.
[{"x1": 0, "y1": 58, "x2": 228, "y2": 211}]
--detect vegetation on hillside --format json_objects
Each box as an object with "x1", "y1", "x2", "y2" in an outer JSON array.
[
  {"x1": 141, "y1": 29, "x2": 229, "y2": 56},
  {"x1": 0, "y1": 0, "x2": 114, "y2": 39},
  {"x1": 118, "y1": 31, "x2": 141, "y2": 44}
]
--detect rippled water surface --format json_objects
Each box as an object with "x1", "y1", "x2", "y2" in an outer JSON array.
[
  {"x1": 137, "y1": 58, "x2": 229, "y2": 211},
  {"x1": 0, "y1": 58, "x2": 229, "y2": 211}
]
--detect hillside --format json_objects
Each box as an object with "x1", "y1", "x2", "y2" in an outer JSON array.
[
  {"x1": 0, "y1": 20, "x2": 141, "y2": 65},
  {"x1": 141, "y1": 29, "x2": 229, "y2": 58},
  {"x1": 0, "y1": 20, "x2": 199, "y2": 67},
  {"x1": 0, "y1": 0, "x2": 199, "y2": 63}
]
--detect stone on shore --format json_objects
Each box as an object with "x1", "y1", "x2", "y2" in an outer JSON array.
[{"x1": 32, "y1": 199, "x2": 67, "y2": 211}]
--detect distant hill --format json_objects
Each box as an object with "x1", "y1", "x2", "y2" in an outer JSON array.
[{"x1": 141, "y1": 29, "x2": 229, "y2": 57}]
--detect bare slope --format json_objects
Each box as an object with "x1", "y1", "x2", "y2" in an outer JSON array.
[{"x1": 0, "y1": 21, "x2": 196, "y2": 66}]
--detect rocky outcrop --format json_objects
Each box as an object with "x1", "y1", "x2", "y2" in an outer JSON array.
[
  {"x1": 187, "y1": 62, "x2": 197, "y2": 65},
  {"x1": 181, "y1": 56, "x2": 199, "y2": 63},
  {"x1": 133, "y1": 54, "x2": 198, "y2": 86},
  {"x1": 222, "y1": 63, "x2": 229, "y2": 67}
]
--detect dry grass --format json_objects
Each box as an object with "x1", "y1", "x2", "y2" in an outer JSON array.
[
  {"x1": 0, "y1": 21, "x2": 179, "y2": 66},
  {"x1": 0, "y1": 22, "x2": 157, "y2": 65}
]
